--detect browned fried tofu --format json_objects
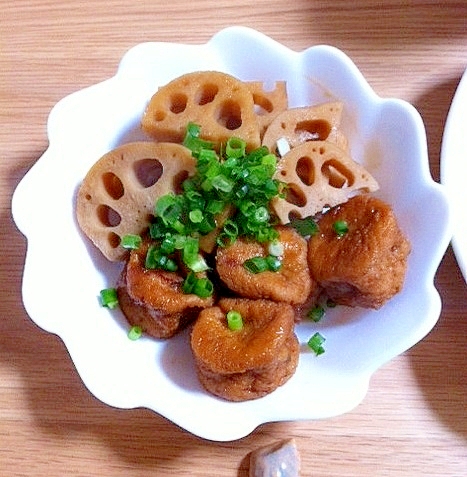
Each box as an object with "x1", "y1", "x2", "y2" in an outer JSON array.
[
  {"x1": 308, "y1": 195, "x2": 411, "y2": 309},
  {"x1": 216, "y1": 226, "x2": 315, "y2": 305},
  {"x1": 191, "y1": 298, "x2": 299, "y2": 401},
  {"x1": 117, "y1": 242, "x2": 214, "y2": 339}
]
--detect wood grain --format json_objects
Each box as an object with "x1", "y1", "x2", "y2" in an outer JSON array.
[{"x1": 1, "y1": 1, "x2": 467, "y2": 475}]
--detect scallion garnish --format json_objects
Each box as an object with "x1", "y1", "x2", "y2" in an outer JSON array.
[
  {"x1": 183, "y1": 121, "x2": 214, "y2": 155},
  {"x1": 189, "y1": 209, "x2": 203, "y2": 223},
  {"x1": 193, "y1": 277, "x2": 214, "y2": 298},
  {"x1": 143, "y1": 123, "x2": 287, "y2": 295},
  {"x1": 307, "y1": 332, "x2": 326, "y2": 356},
  {"x1": 225, "y1": 137, "x2": 246, "y2": 158},
  {"x1": 290, "y1": 216, "x2": 319, "y2": 237},
  {"x1": 268, "y1": 240, "x2": 284, "y2": 257},
  {"x1": 100, "y1": 288, "x2": 119, "y2": 309},
  {"x1": 243, "y1": 256, "x2": 269, "y2": 274},
  {"x1": 333, "y1": 220, "x2": 349, "y2": 237},
  {"x1": 307, "y1": 305, "x2": 325, "y2": 322},
  {"x1": 145, "y1": 245, "x2": 178, "y2": 272},
  {"x1": 226, "y1": 310, "x2": 243, "y2": 331},
  {"x1": 128, "y1": 325, "x2": 142, "y2": 341},
  {"x1": 182, "y1": 272, "x2": 214, "y2": 298},
  {"x1": 120, "y1": 234, "x2": 142, "y2": 250},
  {"x1": 243, "y1": 254, "x2": 282, "y2": 274}
]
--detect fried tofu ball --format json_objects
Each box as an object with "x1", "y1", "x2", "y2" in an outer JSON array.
[
  {"x1": 117, "y1": 243, "x2": 214, "y2": 339},
  {"x1": 216, "y1": 226, "x2": 315, "y2": 305},
  {"x1": 308, "y1": 195, "x2": 411, "y2": 309},
  {"x1": 191, "y1": 298, "x2": 299, "y2": 401}
]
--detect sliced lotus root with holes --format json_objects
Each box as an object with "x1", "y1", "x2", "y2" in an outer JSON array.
[
  {"x1": 245, "y1": 81, "x2": 288, "y2": 138},
  {"x1": 262, "y1": 101, "x2": 349, "y2": 154},
  {"x1": 272, "y1": 141, "x2": 379, "y2": 223},
  {"x1": 141, "y1": 71, "x2": 261, "y2": 151},
  {"x1": 76, "y1": 142, "x2": 196, "y2": 261}
]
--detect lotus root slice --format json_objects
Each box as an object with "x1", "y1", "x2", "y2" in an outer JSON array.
[{"x1": 76, "y1": 142, "x2": 196, "y2": 261}]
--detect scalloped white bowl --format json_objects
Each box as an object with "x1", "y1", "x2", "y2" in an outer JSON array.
[
  {"x1": 12, "y1": 27, "x2": 452, "y2": 441},
  {"x1": 441, "y1": 66, "x2": 467, "y2": 283}
]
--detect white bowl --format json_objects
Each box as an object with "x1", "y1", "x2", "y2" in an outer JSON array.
[
  {"x1": 441, "y1": 66, "x2": 467, "y2": 283},
  {"x1": 12, "y1": 26, "x2": 452, "y2": 441}
]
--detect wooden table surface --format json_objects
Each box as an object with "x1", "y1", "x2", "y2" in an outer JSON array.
[{"x1": 2, "y1": 1, "x2": 467, "y2": 476}]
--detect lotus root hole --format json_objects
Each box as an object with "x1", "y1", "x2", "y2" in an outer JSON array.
[
  {"x1": 285, "y1": 183, "x2": 307, "y2": 207},
  {"x1": 288, "y1": 210, "x2": 304, "y2": 222},
  {"x1": 321, "y1": 159, "x2": 355, "y2": 188},
  {"x1": 133, "y1": 159, "x2": 163, "y2": 188},
  {"x1": 108, "y1": 232, "x2": 121, "y2": 249},
  {"x1": 196, "y1": 83, "x2": 219, "y2": 105},
  {"x1": 169, "y1": 93, "x2": 188, "y2": 114},
  {"x1": 102, "y1": 172, "x2": 124, "y2": 200},
  {"x1": 97, "y1": 204, "x2": 122, "y2": 227},
  {"x1": 296, "y1": 156, "x2": 315, "y2": 186},
  {"x1": 172, "y1": 170, "x2": 190, "y2": 194},
  {"x1": 295, "y1": 119, "x2": 331, "y2": 142},
  {"x1": 216, "y1": 100, "x2": 242, "y2": 130},
  {"x1": 253, "y1": 93, "x2": 273, "y2": 116}
]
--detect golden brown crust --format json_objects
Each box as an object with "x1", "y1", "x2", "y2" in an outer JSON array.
[
  {"x1": 191, "y1": 298, "x2": 299, "y2": 401},
  {"x1": 141, "y1": 71, "x2": 261, "y2": 151},
  {"x1": 308, "y1": 194, "x2": 411, "y2": 308},
  {"x1": 117, "y1": 243, "x2": 214, "y2": 339},
  {"x1": 215, "y1": 226, "x2": 314, "y2": 305},
  {"x1": 76, "y1": 142, "x2": 196, "y2": 261}
]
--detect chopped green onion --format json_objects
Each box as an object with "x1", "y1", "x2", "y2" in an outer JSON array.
[
  {"x1": 100, "y1": 288, "x2": 118, "y2": 309},
  {"x1": 290, "y1": 216, "x2": 319, "y2": 237},
  {"x1": 205, "y1": 199, "x2": 225, "y2": 215},
  {"x1": 243, "y1": 255, "x2": 282, "y2": 273},
  {"x1": 183, "y1": 122, "x2": 214, "y2": 155},
  {"x1": 333, "y1": 220, "x2": 349, "y2": 237},
  {"x1": 182, "y1": 272, "x2": 214, "y2": 298},
  {"x1": 211, "y1": 174, "x2": 234, "y2": 193},
  {"x1": 265, "y1": 255, "x2": 282, "y2": 272},
  {"x1": 226, "y1": 137, "x2": 246, "y2": 158},
  {"x1": 189, "y1": 209, "x2": 203, "y2": 223},
  {"x1": 253, "y1": 206, "x2": 269, "y2": 223},
  {"x1": 145, "y1": 245, "x2": 178, "y2": 271},
  {"x1": 160, "y1": 235, "x2": 176, "y2": 254},
  {"x1": 307, "y1": 332, "x2": 326, "y2": 356},
  {"x1": 268, "y1": 240, "x2": 284, "y2": 257},
  {"x1": 181, "y1": 237, "x2": 210, "y2": 272},
  {"x1": 155, "y1": 193, "x2": 184, "y2": 226},
  {"x1": 120, "y1": 234, "x2": 142, "y2": 250},
  {"x1": 226, "y1": 310, "x2": 243, "y2": 331},
  {"x1": 187, "y1": 254, "x2": 210, "y2": 273},
  {"x1": 140, "y1": 124, "x2": 291, "y2": 296},
  {"x1": 182, "y1": 272, "x2": 197, "y2": 294},
  {"x1": 128, "y1": 325, "x2": 142, "y2": 340},
  {"x1": 243, "y1": 256, "x2": 269, "y2": 274},
  {"x1": 149, "y1": 220, "x2": 167, "y2": 239},
  {"x1": 193, "y1": 277, "x2": 214, "y2": 298},
  {"x1": 261, "y1": 153, "x2": 277, "y2": 168},
  {"x1": 307, "y1": 305, "x2": 325, "y2": 322}
]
